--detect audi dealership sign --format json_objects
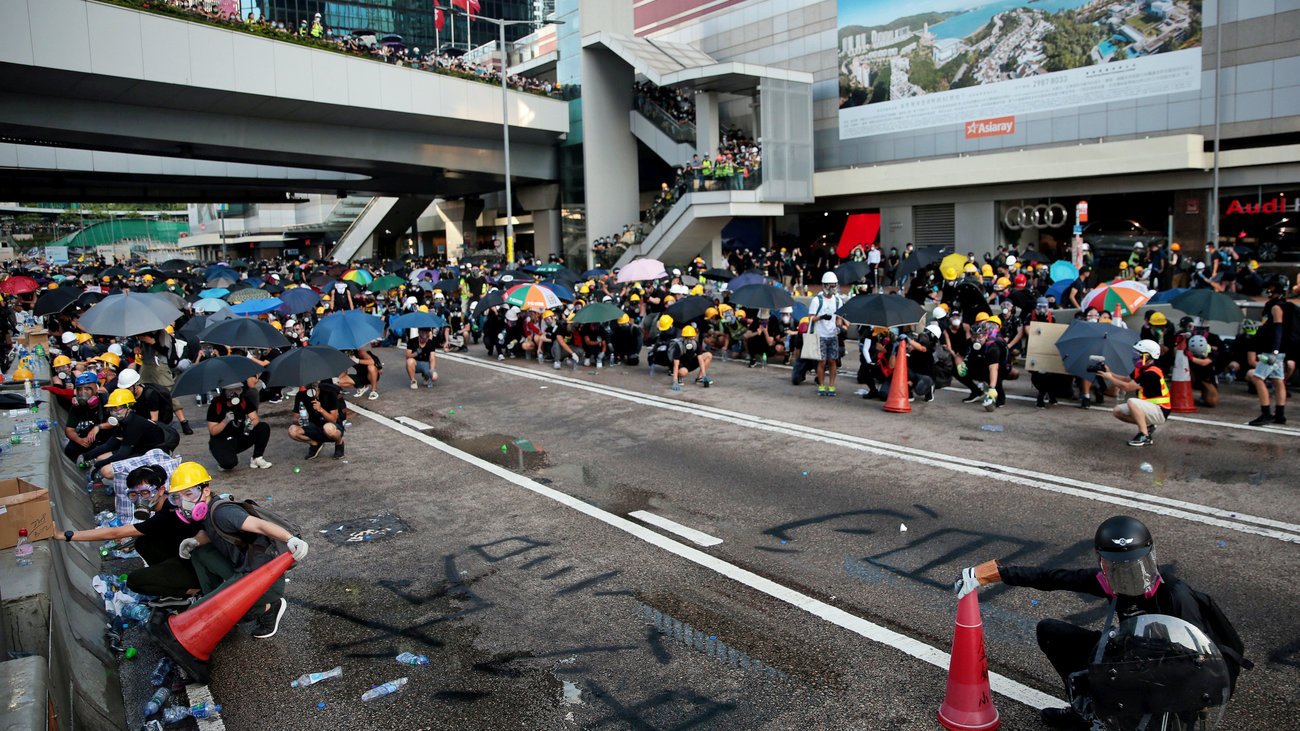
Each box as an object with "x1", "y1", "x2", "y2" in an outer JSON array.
[
  {"x1": 836, "y1": 0, "x2": 1203, "y2": 139},
  {"x1": 1003, "y1": 203, "x2": 1069, "y2": 230}
]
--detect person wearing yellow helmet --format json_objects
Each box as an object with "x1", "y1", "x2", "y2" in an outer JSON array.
[
  {"x1": 610, "y1": 309, "x2": 642, "y2": 366},
  {"x1": 667, "y1": 323, "x2": 713, "y2": 388},
  {"x1": 955, "y1": 318, "x2": 1012, "y2": 411},
  {"x1": 80, "y1": 388, "x2": 180, "y2": 476},
  {"x1": 50, "y1": 354, "x2": 75, "y2": 389}
]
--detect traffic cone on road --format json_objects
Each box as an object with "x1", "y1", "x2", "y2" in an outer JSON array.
[
  {"x1": 883, "y1": 343, "x2": 912, "y2": 413},
  {"x1": 1170, "y1": 347, "x2": 1197, "y2": 413},
  {"x1": 938, "y1": 592, "x2": 1000, "y2": 730},
  {"x1": 149, "y1": 552, "x2": 295, "y2": 684}
]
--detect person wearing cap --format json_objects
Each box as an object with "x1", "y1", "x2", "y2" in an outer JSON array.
[
  {"x1": 82, "y1": 388, "x2": 180, "y2": 478},
  {"x1": 609, "y1": 313, "x2": 642, "y2": 366}
]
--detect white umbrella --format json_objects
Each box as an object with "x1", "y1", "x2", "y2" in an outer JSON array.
[{"x1": 616, "y1": 258, "x2": 667, "y2": 283}]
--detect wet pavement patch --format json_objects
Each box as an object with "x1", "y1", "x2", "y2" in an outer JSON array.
[
  {"x1": 637, "y1": 604, "x2": 788, "y2": 680},
  {"x1": 320, "y1": 514, "x2": 410, "y2": 545}
]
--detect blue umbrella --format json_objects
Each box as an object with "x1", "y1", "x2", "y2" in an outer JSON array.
[
  {"x1": 309, "y1": 310, "x2": 385, "y2": 350},
  {"x1": 244, "y1": 277, "x2": 265, "y2": 287},
  {"x1": 229, "y1": 297, "x2": 283, "y2": 316},
  {"x1": 193, "y1": 298, "x2": 232, "y2": 313},
  {"x1": 199, "y1": 288, "x2": 230, "y2": 299},
  {"x1": 389, "y1": 312, "x2": 449, "y2": 330},
  {"x1": 1055, "y1": 321, "x2": 1141, "y2": 379},
  {"x1": 727, "y1": 272, "x2": 770, "y2": 290},
  {"x1": 277, "y1": 287, "x2": 321, "y2": 315},
  {"x1": 1046, "y1": 279, "x2": 1072, "y2": 302},
  {"x1": 582, "y1": 268, "x2": 608, "y2": 278},
  {"x1": 204, "y1": 265, "x2": 239, "y2": 282},
  {"x1": 1049, "y1": 260, "x2": 1079, "y2": 283},
  {"x1": 790, "y1": 301, "x2": 809, "y2": 323},
  {"x1": 537, "y1": 282, "x2": 575, "y2": 302},
  {"x1": 1148, "y1": 288, "x2": 1187, "y2": 305}
]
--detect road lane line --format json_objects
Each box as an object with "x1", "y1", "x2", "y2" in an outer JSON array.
[
  {"x1": 396, "y1": 416, "x2": 435, "y2": 430},
  {"x1": 187, "y1": 683, "x2": 226, "y2": 731},
  {"x1": 442, "y1": 354, "x2": 1300, "y2": 543},
  {"x1": 629, "y1": 510, "x2": 724, "y2": 546},
  {"x1": 349, "y1": 404, "x2": 1064, "y2": 711}
]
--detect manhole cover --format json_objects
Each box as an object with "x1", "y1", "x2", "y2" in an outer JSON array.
[{"x1": 320, "y1": 514, "x2": 409, "y2": 545}]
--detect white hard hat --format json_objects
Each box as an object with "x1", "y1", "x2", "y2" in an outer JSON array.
[
  {"x1": 821, "y1": 271, "x2": 838, "y2": 285},
  {"x1": 117, "y1": 369, "x2": 141, "y2": 389},
  {"x1": 1005, "y1": 255, "x2": 1017, "y2": 266},
  {"x1": 433, "y1": 291, "x2": 445, "y2": 299},
  {"x1": 108, "y1": 343, "x2": 124, "y2": 357},
  {"x1": 62, "y1": 331, "x2": 78, "y2": 344},
  {"x1": 1133, "y1": 339, "x2": 1160, "y2": 358},
  {"x1": 404, "y1": 296, "x2": 417, "y2": 306},
  {"x1": 925, "y1": 322, "x2": 942, "y2": 338}
]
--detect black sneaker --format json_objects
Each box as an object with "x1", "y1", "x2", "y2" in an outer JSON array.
[
  {"x1": 1276, "y1": 415, "x2": 1288, "y2": 425},
  {"x1": 961, "y1": 392, "x2": 983, "y2": 403},
  {"x1": 1127, "y1": 432, "x2": 1152, "y2": 447},
  {"x1": 305, "y1": 442, "x2": 326, "y2": 460},
  {"x1": 147, "y1": 596, "x2": 195, "y2": 610},
  {"x1": 252, "y1": 598, "x2": 287, "y2": 639},
  {"x1": 1078, "y1": 397, "x2": 1091, "y2": 409},
  {"x1": 180, "y1": 421, "x2": 194, "y2": 436},
  {"x1": 1040, "y1": 706, "x2": 1088, "y2": 730},
  {"x1": 1247, "y1": 411, "x2": 1274, "y2": 426},
  {"x1": 333, "y1": 442, "x2": 345, "y2": 460}
]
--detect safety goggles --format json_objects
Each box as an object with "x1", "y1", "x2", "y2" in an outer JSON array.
[
  {"x1": 167, "y1": 487, "x2": 203, "y2": 505},
  {"x1": 126, "y1": 487, "x2": 157, "y2": 500}
]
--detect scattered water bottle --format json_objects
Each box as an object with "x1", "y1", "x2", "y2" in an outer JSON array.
[
  {"x1": 291, "y1": 666, "x2": 342, "y2": 687},
  {"x1": 979, "y1": 425, "x2": 1004, "y2": 432},
  {"x1": 395, "y1": 652, "x2": 429, "y2": 665},
  {"x1": 150, "y1": 657, "x2": 173, "y2": 687},
  {"x1": 298, "y1": 406, "x2": 309, "y2": 426},
  {"x1": 161, "y1": 702, "x2": 221, "y2": 723},
  {"x1": 360, "y1": 677, "x2": 408, "y2": 701},
  {"x1": 143, "y1": 687, "x2": 170, "y2": 717},
  {"x1": 1139, "y1": 462, "x2": 1154, "y2": 473},
  {"x1": 121, "y1": 603, "x2": 152, "y2": 625},
  {"x1": 15, "y1": 529, "x2": 34, "y2": 567}
]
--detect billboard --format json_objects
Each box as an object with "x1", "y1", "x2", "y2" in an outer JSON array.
[{"x1": 837, "y1": 0, "x2": 1203, "y2": 139}]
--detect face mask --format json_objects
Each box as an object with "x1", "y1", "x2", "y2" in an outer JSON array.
[
  {"x1": 305, "y1": 388, "x2": 318, "y2": 399},
  {"x1": 228, "y1": 395, "x2": 240, "y2": 406},
  {"x1": 177, "y1": 497, "x2": 209, "y2": 524},
  {"x1": 78, "y1": 393, "x2": 99, "y2": 407},
  {"x1": 1087, "y1": 315, "x2": 1099, "y2": 322},
  {"x1": 131, "y1": 491, "x2": 157, "y2": 510},
  {"x1": 951, "y1": 318, "x2": 962, "y2": 327},
  {"x1": 781, "y1": 315, "x2": 790, "y2": 323},
  {"x1": 972, "y1": 341, "x2": 983, "y2": 350},
  {"x1": 685, "y1": 342, "x2": 696, "y2": 351}
]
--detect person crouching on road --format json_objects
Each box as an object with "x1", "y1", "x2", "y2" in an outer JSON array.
[
  {"x1": 668, "y1": 324, "x2": 712, "y2": 390},
  {"x1": 955, "y1": 318, "x2": 1010, "y2": 411},
  {"x1": 288, "y1": 380, "x2": 345, "y2": 460},
  {"x1": 1094, "y1": 339, "x2": 1170, "y2": 447},
  {"x1": 405, "y1": 327, "x2": 441, "y2": 389},
  {"x1": 207, "y1": 384, "x2": 272, "y2": 470},
  {"x1": 171, "y1": 463, "x2": 309, "y2": 639}
]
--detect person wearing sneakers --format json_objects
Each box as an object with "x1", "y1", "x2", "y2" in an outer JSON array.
[
  {"x1": 206, "y1": 383, "x2": 272, "y2": 470},
  {"x1": 349, "y1": 345, "x2": 383, "y2": 400},
  {"x1": 1095, "y1": 339, "x2": 1169, "y2": 446},
  {"x1": 1247, "y1": 274, "x2": 1297, "y2": 426},
  {"x1": 667, "y1": 324, "x2": 713, "y2": 389},
  {"x1": 171, "y1": 462, "x2": 309, "y2": 639},
  {"x1": 809, "y1": 272, "x2": 845, "y2": 396},
  {"x1": 288, "y1": 381, "x2": 345, "y2": 460},
  {"x1": 405, "y1": 328, "x2": 440, "y2": 389}
]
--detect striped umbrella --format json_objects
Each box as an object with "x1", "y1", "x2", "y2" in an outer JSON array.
[
  {"x1": 226, "y1": 287, "x2": 272, "y2": 304},
  {"x1": 504, "y1": 283, "x2": 562, "y2": 311},
  {"x1": 342, "y1": 268, "x2": 374, "y2": 285},
  {"x1": 1079, "y1": 284, "x2": 1152, "y2": 316}
]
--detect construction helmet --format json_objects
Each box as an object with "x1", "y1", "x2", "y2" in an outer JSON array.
[
  {"x1": 96, "y1": 352, "x2": 121, "y2": 368},
  {"x1": 542, "y1": 309, "x2": 555, "y2": 319},
  {"x1": 75, "y1": 372, "x2": 100, "y2": 387},
  {"x1": 735, "y1": 309, "x2": 747, "y2": 319},
  {"x1": 994, "y1": 276, "x2": 1011, "y2": 291},
  {"x1": 974, "y1": 312, "x2": 990, "y2": 323},
  {"x1": 48, "y1": 282, "x2": 59, "y2": 290},
  {"x1": 986, "y1": 315, "x2": 1003, "y2": 327},
  {"x1": 106, "y1": 388, "x2": 136, "y2": 407},
  {"x1": 52, "y1": 355, "x2": 72, "y2": 368},
  {"x1": 981, "y1": 264, "x2": 994, "y2": 277},
  {"x1": 1188, "y1": 335, "x2": 1211, "y2": 358},
  {"x1": 821, "y1": 271, "x2": 838, "y2": 285},
  {"x1": 718, "y1": 304, "x2": 733, "y2": 315},
  {"x1": 1119, "y1": 261, "x2": 1129, "y2": 270},
  {"x1": 705, "y1": 307, "x2": 719, "y2": 319},
  {"x1": 12, "y1": 367, "x2": 35, "y2": 381},
  {"x1": 1169, "y1": 242, "x2": 1180, "y2": 251},
  {"x1": 1149, "y1": 312, "x2": 1168, "y2": 326},
  {"x1": 963, "y1": 263, "x2": 978, "y2": 275},
  {"x1": 617, "y1": 313, "x2": 631, "y2": 325},
  {"x1": 657, "y1": 314, "x2": 674, "y2": 331},
  {"x1": 1133, "y1": 340, "x2": 1160, "y2": 359},
  {"x1": 690, "y1": 285, "x2": 704, "y2": 295},
  {"x1": 143, "y1": 274, "x2": 153, "y2": 282},
  {"x1": 681, "y1": 325, "x2": 698, "y2": 338},
  {"x1": 630, "y1": 294, "x2": 641, "y2": 302},
  {"x1": 271, "y1": 321, "x2": 283, "y2": 330},
  {"x1": 168, "y1": 462, "x2": 213, "y2": 493},
  {"x1": 1013, "y1": 273, "x2": 1027, "y2": 288}
]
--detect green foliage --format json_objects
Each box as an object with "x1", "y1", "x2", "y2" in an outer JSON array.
[
  {"x1": 1043, "y1": 13, "x2": 1107, "y2": 72},
  {"x1": 869, "y1": 64, "x2": 891, "y2": 104}
]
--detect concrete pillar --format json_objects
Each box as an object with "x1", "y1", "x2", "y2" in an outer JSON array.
[
  {"x1": 696, "y1": 91, "x2": 720, "y2": 157},
  {"x1": 708, "y1": 235, "x2": 723, "y2": 268},
  {"x1": 437, "y1": 201, "x2": 465, "y2": 261},
  {"x1": 533, "y1": 209, "x2": 561, "y2": 261},
  {"x1": 581, "y1": 45, "x2": 639, "y2": 269}
]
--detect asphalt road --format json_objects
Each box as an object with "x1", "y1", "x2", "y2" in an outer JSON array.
[{"x1": 114, "y1": 348, "x2": 1300, "y2": 730}]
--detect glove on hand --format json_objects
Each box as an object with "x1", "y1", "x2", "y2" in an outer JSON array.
[
  {"x1": 179, "y1": 537, "x2": 200, "y2": 559},
  {"x1": 953, "y1": 567, "x2": 980, "y2": 599},
  {"x1": 957, "y1": 363, "x2": 968, "y2": 377},
  {"x1": 287, "y1": 536, "x2": 309, "y2": 561}
]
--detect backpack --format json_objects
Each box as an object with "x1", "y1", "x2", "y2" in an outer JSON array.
[
  {"x1": 206, "y1": 497, "x2": 304, "y2": 566},
  {"x1": 141, "y1": 383, "x2": 175, "y2": 424}
]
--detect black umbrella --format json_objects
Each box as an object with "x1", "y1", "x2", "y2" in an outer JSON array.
[
  {"x1": 727, "y1": 284, "x2": 796, "y2": 311},
  {"x1": 172, "y1": 356, "x2": 264, "y2": 396},
  {"x1": 100, "y1": 267, "x2": 129, "y2": 278},
  {"x1": 495, "y1": 270, "x2": 535, "y2": 284},
  {"x1": 546, "y1": 268, "x2": 582, "y2": 287},
  {"x1": 136, "y1": 268, "x2": 165, "y2": 279},
  {"x1": 160, "y1": 259, "x2": 193, "y2": 272},
  {"x1": 701, "y1": 268, "x2": 735, "y2": 281},
  {"x1": 837, "y1": 293, "x2": 926, "y2": 327},
  {"x1": 34, "y1": 288, "x2": 82, "y2": 316},
  {"x1": 265, "y1": 346, "x2": 355, "y2": 387},
  {"x1": 382, "y1": 260, "x2": 408, "y2": 273},
  {"x1": 950, "y1": 279, "x2": 992, "y2": 320},
  {"x1": 262, "y1": 282, "x2": 285, "y2": 295},
  {"x1": 478, "y1": 289, "x2": 507, "y2": 310},
  {"x1": 431, "y1": 279, "x2": 460, "y2": 294},
  {"x1": 664, "y1": 295, "x2": 714, "y2": 323},
  {"x1": 197, "y1": 317, "x2": 290, "y2": 349},
  {"x1": 897, "y1": 246, "x2": 950, "y2": 279},
  {"x1": 833, "y1": 261, "x2": 874, "y2": 284},
  {"x1": 76, "y1": 290, "x2": 107, "y2": 308},
  {"x1": 1055, "y1": 321, "x2": 1141, "y2": 379},
  {"x1": 1170, "y1": 289, "x2": 1244, "y2": 323},
  {"x1": 309, "y1": 273, "x2": 337, "y2": 288},
  {"x1": 278, "y1": 287, "x2": 321, "y2": 315},
  {"x1": 1016, "y1": 249, "x2": 1051, "y2": 265}
]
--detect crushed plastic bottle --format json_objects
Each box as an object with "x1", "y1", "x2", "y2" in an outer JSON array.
[
  {"x1": 150, "y1": 657, "x2": 173, "y2": 687},
  {"x1": 395, "y1": 652, "x2": 429, "y2": 665},
  {"x1": 121, "y1": 604, "x2": 152, "y2": 625},
  {"x1": 1139, "y1": 462, "x2": 1154, "y2": 473},
  {"x1": 360, "y1": 677, "x2": 408, "y2": 701},
  {"x1": 979, "y1": 425, "x2": 1004, "y2": 432},
  {"x1": 143, "y1": 687, "x2": 170, "y2": 717},
  {"x1": 161, "y1": 702, "x2": 221, "y2": 723},
  {"x1": 291, "y1": 666, "x2": 342, "y2": 687}
]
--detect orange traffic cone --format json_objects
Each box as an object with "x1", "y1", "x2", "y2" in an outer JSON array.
[
  {"x1": 150, "y1": 552, "x2": 295, "y2": 684},
  {"x1": 883, "y1": 342, "x2": 911, "y2": 413},
  {"x1": 1170, "y1": 347, "x2": 1196, "y2": 413},
  {"x1": 938, "y1": 592, "x2": 1000, "y2": 730}
]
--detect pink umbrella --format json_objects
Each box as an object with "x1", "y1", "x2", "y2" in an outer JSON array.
[{"x1": 616, "y1": 258, "x2": 667, "y2": 283}]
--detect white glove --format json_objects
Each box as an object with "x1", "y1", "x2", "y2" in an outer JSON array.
[
  {"x1": 287, "y1": 536, "x2": 309, "y2": 561},
  {"x1": 953, "y1": 567, "x2": 980, "y2": 599},
  {"x1": 179, "y1": 537, "x2": 200, "y2": 559}
]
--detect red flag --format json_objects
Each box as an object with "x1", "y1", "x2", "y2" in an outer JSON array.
[
  {"x1": 434, "y1": 7, "x2": 444, "y2": 30},
  {"x1": 836, "y1": 213, "x2": 881, "y2": 258},
  {"x1": 452, "y1": 0, "x2": 481, "y2": 12}
]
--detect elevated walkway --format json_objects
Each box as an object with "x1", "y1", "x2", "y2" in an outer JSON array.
[
  {"x1": 329, "y1": 196, "x2": 435, "y2": 263},
  {"x1": 615, "y1": 190, "x2": 784, "y2": 268}
]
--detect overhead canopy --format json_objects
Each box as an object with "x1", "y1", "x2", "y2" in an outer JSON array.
[{"x1": 584, "y1": 32, "x2": 812, "y2": 94}]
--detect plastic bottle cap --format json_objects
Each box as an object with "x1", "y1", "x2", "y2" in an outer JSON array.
[{"x1": 124, "y1": 648, "x2": 137, "y2": 659}]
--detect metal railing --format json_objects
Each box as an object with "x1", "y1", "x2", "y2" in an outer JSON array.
[{"x1": 633, "y1": 95, "x2": 696, "y2": 145}]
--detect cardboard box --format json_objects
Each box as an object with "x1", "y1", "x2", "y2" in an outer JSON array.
[
  {"x1": 0, "y1": 478, "x2": 54, "y2": 549},
  {"x1": 18, "y1": 329, "x2": 50, "y2": 349}
]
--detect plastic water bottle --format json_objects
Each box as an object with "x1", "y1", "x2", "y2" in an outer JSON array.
[
  {"x1": 121, "y1": 604, "x2": 152, "y2": 625},
  {"x1": 15, "y1": 529, "x2": 34, "y2": 567},
  {"x1": 291, "y1": 666, "x2": 342, "y2": 687},
  {"x1": 360, "y1": 677, "x2": 408, "y2": 701},
  {"x1": 161, "y1": 703, "x2": 221, "y2": 723},
  {"x1": 298, "y1": 406, "x2": 309, "y2": 426},
  {"x1": 395, "y1": 652, "x2": 429, "y2": 665},
  {"x1": 149, "y1": 657, "x2": 173, "y2": 687},
  {"x1": 143, "y1": 687, "x2": 170, "y2": 717}
]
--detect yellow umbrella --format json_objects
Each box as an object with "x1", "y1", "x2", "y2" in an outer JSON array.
[{"x1": 940, "y1": 253, "x2": 969, "y2": 281}]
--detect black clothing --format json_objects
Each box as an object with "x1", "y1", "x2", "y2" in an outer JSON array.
[
  {"x1": 133, "y1": 501, "x2": 202, "y2": 554},
  {"x1": 82, "y1": 412, "x2": 171, "y2": 464},
  {"x1": 1134, "y1": 365, "x2": 1172, "y2": 417},
  {"x1": 293, "y1": 383, "x2": 342, "y2": 428},
  {"x1": 407, "y1": 337, "x2": 440, "y2": 361},
  {"x1": 134, "y1": 383, "x2": 174, "y2": 423},
  {"x1": 207, "y1": 389, "x2": 268, "y2": 469}
]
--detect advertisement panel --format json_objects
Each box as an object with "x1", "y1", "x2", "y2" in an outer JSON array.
[{"x1": 837, "y1": 0, "x2": 1203, "y2": 139}]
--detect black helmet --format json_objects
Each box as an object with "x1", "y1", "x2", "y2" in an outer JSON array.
[
  {"x1": 1094, "y1": 516, "x2": 1160, "y2": 597},
  {"x1": 1265, "y1": 273, "x2": 1288, "y2": 295}
]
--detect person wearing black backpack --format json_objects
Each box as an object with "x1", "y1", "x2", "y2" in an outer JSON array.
[{"x1": 170, "y1": 462, "x2": 309, "y2": 639}]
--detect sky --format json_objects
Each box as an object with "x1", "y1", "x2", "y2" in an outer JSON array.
[{"x1": 837, "y1": 0, "x2": 984, "y2": 29}]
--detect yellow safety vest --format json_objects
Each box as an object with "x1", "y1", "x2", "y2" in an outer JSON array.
[{"x1": 1133, "y1": 364, "x2": 1171, "y2": 407}]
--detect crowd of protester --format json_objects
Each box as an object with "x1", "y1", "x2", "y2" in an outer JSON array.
[{"x1": 633, "y1": 81, "x2": 696, "y2": 126}]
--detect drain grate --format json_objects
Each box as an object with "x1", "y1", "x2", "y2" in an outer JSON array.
[
  {"x1": 637, "y1": 604, "x2": 787, "y2": 679},
  {"x1": 320, "y1": 514, "x2": 409, "y2": 545}
]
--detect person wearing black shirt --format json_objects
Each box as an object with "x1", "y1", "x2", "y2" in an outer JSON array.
[
  {"x1": 955, "y1": 320, "x2": 1008, "y2": 409},
  {"x1": 1096, "y1": 339, "x2": 1169, "y2": 447},
  {"x1": 1247, "y1": 275, "x2": 1297, "y2": 425},
  {"x1": 288, "y1": 381, "x2": 345, "y2": 460},
  {"x1": 116, "y1": 368, "x2": 174, "y2": 424},
  {"x1": 207, "y1": 385, "x2": 272, "y2": 470},
  {"x1": 405, "y1": 329, "x2": 441, "y2": 388},
  {"x1": 81, "y1": 389, "x2": 177, "y2": 476},
  {"x1": 64, "y1": 374, "x2": 110, "y2": 461}
]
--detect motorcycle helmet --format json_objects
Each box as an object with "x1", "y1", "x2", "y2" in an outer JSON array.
[
  {"x1": 1094, "y1": 516, "x2": 1161, "y2": 597},
  {"x1": 1187, "y1": 335, "x2": 1210, "y2": 358}
]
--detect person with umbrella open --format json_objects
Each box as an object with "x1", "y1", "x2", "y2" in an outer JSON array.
[{"x1": 1092, "y1": 339, "x2": 1170, "y2": 446}]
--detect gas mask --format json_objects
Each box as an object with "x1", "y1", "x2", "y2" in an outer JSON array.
[
  {"x1": 950, "y1": 317, "x2": 962, "y2": 328},
  {"x1": 222, "y1": 388, "x2": 241, "y2": 406},
  {"x1": 685, "y1": 341, "x2": 697, "y2": 352},
  {"x1": 128, "y1": 488, "x2": 158, "y2": 511},
  {"x1": 305, "y1": 387, "x2": 318, "y2": 399},
  {"x1": 77, "y1": 389, "x2": 99, "y2": 407},
  {"x1": 822, "y1": 283, "x2": 839, "y2": 297},
  {"x1": 107, "y1": 407, "x2": 131, "y2": 427},
  {"x1": 169, "y1": 487, "x2": 209, "y2": 524}
]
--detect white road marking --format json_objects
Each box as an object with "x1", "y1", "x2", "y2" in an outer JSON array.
[
  {"x1": 629, "y1": 510, "x2": 724, "y2": 546},
  {"x1": 395, "y1": 416, "x2": 435, "y2": 431},
  {"x1": 187, "y1": 683, "x2": 226, "y2": 731},
  {"x1": 443, "y1": 354, "x2": 1300, "y2": 544},
  {"x1": 350, "y1": 404, "x2": 1064, "y2": 712}
]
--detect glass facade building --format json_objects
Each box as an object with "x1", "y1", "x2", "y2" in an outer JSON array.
[{"x1": 247, "y1": 0, "x2": 540, "y2": 52}]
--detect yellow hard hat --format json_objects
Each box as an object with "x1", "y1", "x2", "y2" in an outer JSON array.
[
  {"x1": 416, "y1": 305, "x2": 428, "y2": 313},
  {"x1": 106, "y1": 388, "x2": 136, "y2": 407},
  {"x1": 663, "y1": 295, "x2": 676, "y2": 304},
  {"x1": 1119, "y1": 261, "x2": 1128, "y2": 269},
  {"x1": 974, "y1": 312, "x2": 990, "y2": 323},
  {"x1": 165, "y1": 325, "x2": 174, "y2": 334},
  {"x1": 96, "y1": 352, "x2": 121, "y2": 368},
  {"x1": 630, "y1": 294, "x2": 641, "y2": 302},
  {"x1": 718, "y1": 304, "x2": 733, "y2": 314},
  {"x1": 1249, "y1": 260, "x2": 1259, "y2": 270},
  {"x1": 271, "y1": 321, "x2": 283, "y2": 330},
  {"x1": 736, "y1": 309, "x2": 747, "y2": 319},
  {"x1": 987, "y1": 315, "x2": 1002, "y2": 326},
  {"x1": 13, "y1": 367, "x2": 35, "y2": 381},
  {"x1": 165, "y1": 279, "x2": 175, "y2": 285},
  {"x1": 1170, "y1": 242, "x2": 1180, "y2": 251},
  {"x1": 143, "y1": 274, "x2": 153, "y2": 282},
  {"x1": 981, "y1": 264, "x2": 994, "y2": 277},
  {"x1": 52, "y1": 355, "x2": 72, "y2": 368},
  {"x1": 542, "y1": 309, "x2": 555, "y2": 319},
  {"x1": 690, "y1": 285, "x2": 704, "y2": 295},
  {"x1": 963, "y1": 263, "x2": 978, "y2": 274},
  {"x1": 1149, "y1": 312, "x2": 1168, "y2": 326},
  {"x1": 994, "y1": 276, "x2": 1011, "y2": 290},
  {"x1": 705, "y1": 307, "x2": 719, "y2": 319},
  {"x1": 315, "y1": 306, "x2": 326, "y2": 315},
  {"x1": 48, "y1": 282, "x2": 59, "y2": 290},
  {"x1": 681, "y1": 325, "x2": 698, "y2": 338},
  {"x1": 168, "y1": 462, "x2": 212, "y2": 493},
  {"x1": 657, "y1": 314, "x2": 674, "y2": 331},
  {"x1": 102, "y1": 276, "x2": 111, "y2": 282},
  {"x1": 617, "y1": 313, "x2": 631, "y2": 325}
]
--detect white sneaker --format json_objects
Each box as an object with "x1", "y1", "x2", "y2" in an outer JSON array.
[
  {"x1": 368, "y1": 391, "x2": 379, "y2": 401},
  {"x1": 250, "y1": 456, "x2": 273, "y2": 469},
  {"x1": 409, "y1": 380, "x2": 419, "y2": 390},
  {"x1": 554, "y1": 361, "x2": 562, "y2": 370},
  {"x1": 353, "y1": 385, "x2": 370, "y2": 398},
  {"x1": 498, "y1": 353, "x2": 505, "y2": 361},
  {"x1": 582, "y1": 358, "x2": 591, "y2": 367}
]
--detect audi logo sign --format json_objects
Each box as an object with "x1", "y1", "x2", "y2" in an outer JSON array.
[{"x1": 1003, "y1": 203, "x2": 1068, "y2": 230}]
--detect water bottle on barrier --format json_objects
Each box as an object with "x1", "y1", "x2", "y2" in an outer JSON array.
[
  {"x1": 395, "y1": 652, "x2": 429, "y2": 665},
  {"x1": 142, "y1": 687, "x2": 169, "y2": 717},
  {"x1": 121, "y1": 603, "x2": 152, "y2": 625},
  {"x1": 15, "y1": 529, "x2": 34, "y2": 567},
  {"x1": 360, "y1": 677, "x2": 408, "y2": 701},
  {"x1": 150, "y1": 657, "x2": 173, "y2": 687},
  {"x1": 291, "y1": 666, "x2": 342, "y2": 687}
]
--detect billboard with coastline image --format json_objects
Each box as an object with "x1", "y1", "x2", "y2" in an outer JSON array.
[{"x1": 837, "y1": 0, "x2": 1203, "y2": 139}]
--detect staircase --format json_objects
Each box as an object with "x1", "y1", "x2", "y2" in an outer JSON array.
[
  {"x1": 328, "y1": 196, "x2": 435, "y2": 263},
  {"x1": 630, "y1": 97, "x2": 696, "y2": 167},
  {"x1": 614, "y1": 189, "x2": 784, "y2": 268}
]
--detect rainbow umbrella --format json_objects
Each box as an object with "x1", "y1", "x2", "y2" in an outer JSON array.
[
  {"x1": 504, "y1": 283, "x2": 562, "y2": 311},
  {"x1": 342, "y1": 268, "x2": 374, "y2": 286},
  {"x1": 1080, "y1": 284, "x2": 1152, "y2": 316}
]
